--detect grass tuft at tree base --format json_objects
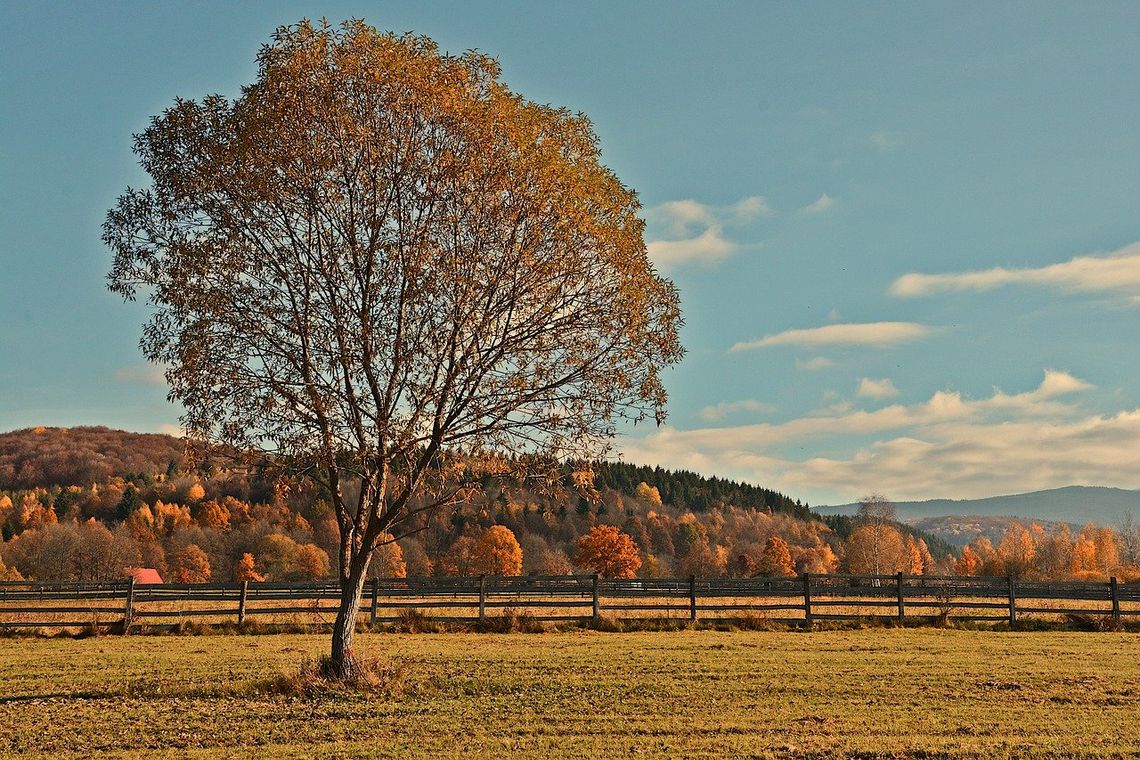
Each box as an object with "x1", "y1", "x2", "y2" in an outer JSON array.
[{"x1": 260, "y1": 652, "x2": 410, "y2": 699}]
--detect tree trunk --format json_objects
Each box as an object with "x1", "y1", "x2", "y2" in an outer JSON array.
[{"x1": 329, "y1": 560, "x2": 370, "y2": 678}]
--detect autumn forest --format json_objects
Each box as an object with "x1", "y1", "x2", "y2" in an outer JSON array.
[{"x1": 2, "y1": 426, "x2": 1136, "y2": 586}]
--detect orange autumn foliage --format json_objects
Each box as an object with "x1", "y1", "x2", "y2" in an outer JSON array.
[
  {"x1": 234, "y1": 552, "x2": 264, "y2": 582},
  {"x1": 758, "y1": 535, "x2": 795, "y2": 577},
  {"x1": 574, "y1": 525, "x2": 642, "y2": 578},
  {"x1": 954, "y1": 545, "x2": 983, "y2": 576},
  {"x1": 470, "y1": 525, "x2": 523, "y2": 576},
  {"x1": 171, "y1": 544, "x2": 212, "y2": 583},
  {"x1": 197, "y1": 500, "x2": 232, "y2": 531}
]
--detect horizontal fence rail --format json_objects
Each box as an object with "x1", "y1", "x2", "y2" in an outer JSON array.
[{"x1": 0, "y1": 572, "x2": 1135, "y2": 632}]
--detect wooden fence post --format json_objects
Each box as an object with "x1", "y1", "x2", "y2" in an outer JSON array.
[
  {"x1": 1007, "y1": 575, "x2": 1017, "y2": 627},
  {"x1": 802, "y1": 572, "x2": 813, "y2": 628},
  {"x1": 689, "y1": 575, "x2": 697, "y2": 623},
  {"x1": 122, "y1": 577, "x2": 136, "y2": 634},
  {"x1": 1110, "y1": 576, "x2": 1120, "y2": 624},
  {"x1": 237, "y1": 580, "x2": 248, "y2": 625},
  {"x1": 478, "y1": 575, "x2": 487, "y2": 624},
  {"x1": 896, "y1": 571, "x2": 905, "y2": 621},
  {"x1": 592, "y1": 574, "x2": 600, "y2": 623},
  {"x1": 370, "y1": 577, "x2": 380, "y2": 626}
]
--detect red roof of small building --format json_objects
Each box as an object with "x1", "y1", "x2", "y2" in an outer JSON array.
[{"x1": 127, "y1": 567, "x2": 164, "y2": 584}]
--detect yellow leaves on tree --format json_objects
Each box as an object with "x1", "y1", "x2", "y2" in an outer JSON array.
[
  {"x1": 196, "y1": 499, "x2": 232, "y2": 531},
  {"x1": 104, "y1": 17, "x2": 684, "y2": 674},
  {"x1": 635, "y1": 482, "x2": 663, "y2": 507},
  {"x1": 440, "y1": 526, "x2": 523, "y2": 576},
  {"x1": 954, "y1": 545, "x2": 983, "y2": 576},
  {"x1": 1071, "y1": 524, "x2": 1120, "y2": 579},
  {"x1": 234, "y1": 553, "x2": 265, "y2": 583},
  {"x1": 844, "y1": 524, "x2": 907, "y2": 575},
  {"x1": 905, "y1": 536, "x2": 934, "y2": 575},
  {"x1": 1036, "y1": 524, "x2": 1074, "y2": 578},
  {"x1": 794, "y1": 544, "x2": 839, "y2": 574},
  {"x1": 185, "y1": 483, "x2": 206, "y2": 502},
  {"x1": 996, "y1": 522, "x2": 1036, "y2": 577},
  {"x1": 471, "y1": 526, "x2": 523, "y2": 576},
  {"x1": 171, "y1": 544, "x2": 211, "y2": 583},
  {"x1": 758, "y1": 535, "x2": 795, "y2": 577},
  {"x1": 259, "y1": 534, "x2": 331, "y2": 581},
  {"x1": 574, "y1": 525, "x2": 642, "y2": 578},
  {"x1": 151, "y1": 500, "x2": 192, "y2": 535},
  {"x1": 12, "y1": 494, "x2": 57, "y2": 534}
]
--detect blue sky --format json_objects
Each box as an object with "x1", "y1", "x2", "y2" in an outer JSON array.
[{"x1": 2, "y1": 2, "x2": 1139, "y2": 504}]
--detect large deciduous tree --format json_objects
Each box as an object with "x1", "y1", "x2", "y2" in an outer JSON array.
[{"x1": 104, "y1": 20, "x2": 683, "y2": 676}]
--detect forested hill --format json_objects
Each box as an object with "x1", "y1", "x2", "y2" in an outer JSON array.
[
  {"x1": 0, "y1": 427, "x2": 186, "y2": 490},
  {"x1": 1, "y1": 427, "x2": 813, "y2": 521},
  {"x1": 0, "y1": 425, "x2": 981, "y2": 580},
  {"x1": 594, "y1": 462, "x2": 812, "y2": 521}
]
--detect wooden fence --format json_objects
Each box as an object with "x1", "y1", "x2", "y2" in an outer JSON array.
[{"x1": 0, "y1": 573, "x2": 1137, "y2": 632}]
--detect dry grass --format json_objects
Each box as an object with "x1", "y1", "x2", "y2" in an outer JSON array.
[
  {"x1": 259, "y1": 653, "x2": 410, "y2": 699},
  {"x1": 0, "y1": 629, "x2": 1138, "y2": 757}
]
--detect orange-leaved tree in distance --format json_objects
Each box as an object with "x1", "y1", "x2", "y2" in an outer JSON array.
[
  {"x1": 758, "y1": 535, "x2": 795, "y2": 577},
  {"x1": 470, "y1": 526, "x2": 524, "y2": 576},
  {"x1": 171, "y1": 544, "x2": 212, "y2": 583},
  {"x1": 234, "y1": 553, "x2": 265, "y2": 583},
  {"x1": 575, "y1": 525, "x2": 642, "y2": 578},
  {"x1": 104, "y1": 19, "x2": 683, "y2": 677}
]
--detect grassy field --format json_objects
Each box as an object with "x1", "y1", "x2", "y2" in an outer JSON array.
[{"x1": 1, "y1": 629, "x2": 1138, "y2": 758}]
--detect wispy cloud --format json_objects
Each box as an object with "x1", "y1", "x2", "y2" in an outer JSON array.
[
  {"x1": 698, "y1": 399, "x2": 775, "y2": 422},
  {"x1": 643, "y1": 196, "x2": 769, "y2": 269},
  {"x1": 619, "y1": 370, "x2": 1110, "y2": 502},
  {"x1": 780, "y1": 409, "x2": 1139, "y2": 501},
  {"x1": 857, "y1": 377, "x2": 899, "y2": 399},
  {"x1": 731, "y1": 322, "x2": 932, "y2": 352},
  {"x1": 795, "y1": 357, "x2": 835, "y2": 371},
  {"x1": 889, "y1": 241, "x2": 1140, "y2": 303},
  {"x1": 800, "y1": 193, "x2": 834, "y2": 215}
]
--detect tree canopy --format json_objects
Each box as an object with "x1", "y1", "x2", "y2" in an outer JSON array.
[{"x1": 103, "y1": 19, "x2": 683, "y2": 675}]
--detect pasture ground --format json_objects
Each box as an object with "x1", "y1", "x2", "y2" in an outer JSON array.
[{"x1": 0, "y1": 628, "x2": 1138, "y2": 758}]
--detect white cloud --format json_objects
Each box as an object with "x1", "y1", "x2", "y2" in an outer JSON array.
[
  {"x1": 780, "y1": 410, "x2": 1140, "y2": 501},
  {"x1": 730, "y1": 195, "x2": 771, "y2": 221},
  {"x1": 800, "y1": 193, "x2": 834, "y2": 215},
  {"x1": 698, "y1": 399, "x2": 775, "y2": 422},
  {"x1": 646, "y1": 227, "x2": 737, "y2": 268},
  {"x1": 731, "y1": 321, "x2": 932, "y2": 352},
  {"x1": 618, "y1": 370, "x2": 1109, "y2": 502},
  {"x1": 114, "y1": 365, "x2": 167, "y2": 387},
  {"x1": 796, "y1": 357, "x2": 834, "y2": 371},
  {"x1": 857, "y1": 377, "x2": 899, "y2": 399},
  {"x1": 889, "y1": 241, "x2": 1140, "y2": 303},
  {"x1": 642, "y1": 195, "x2": 769, "y2": 269},
  {"x1": 156, "y1": 423, "x2": 185, "y2": 437}
]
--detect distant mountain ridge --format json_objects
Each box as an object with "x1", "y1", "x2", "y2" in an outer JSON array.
[{"x1": 815, "y1": 486, "x2": 1140, "y2": 526}]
